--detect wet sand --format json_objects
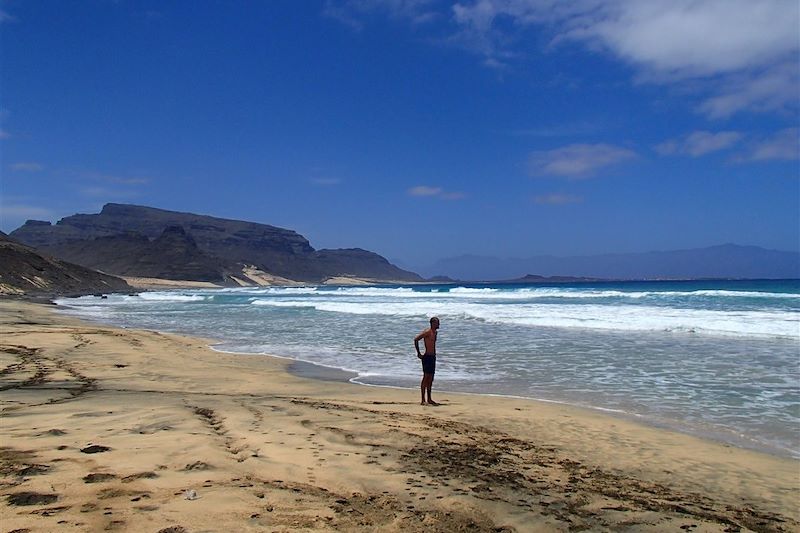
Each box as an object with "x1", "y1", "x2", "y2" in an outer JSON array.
[{"x1": 1, "y1": 299, "x2": 797, "y2": 532}]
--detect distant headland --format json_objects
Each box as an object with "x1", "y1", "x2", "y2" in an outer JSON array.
[
  {"x1": 5, "y1": 203, "x2": 421, "y2": 294},
  {"x1": 3, "y1": 203, "x2": 798, "y2": 297}
]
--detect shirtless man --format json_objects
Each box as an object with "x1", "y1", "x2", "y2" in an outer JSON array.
[{"x1": 414, "y1": 316, "x2": 440, "y2": 406}]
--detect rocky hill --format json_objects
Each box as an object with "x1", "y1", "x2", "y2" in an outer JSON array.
[
  {"x1": 45, "y1": 226, "x2": 232, "y2": 282},
  {"x1": 10, "y1": 204, "x2": 422, "y2": 284},
  {"x1": 0, "y1": 233, "x2": 131, "y2": 296}
]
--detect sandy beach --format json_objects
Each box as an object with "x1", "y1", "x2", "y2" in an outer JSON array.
[{"x1": 1, "y1": 299, "x2": 797, "y2": 532}]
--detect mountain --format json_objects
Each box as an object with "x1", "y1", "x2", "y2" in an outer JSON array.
[
  {"x1": 9, "y1": 203, "x2": 422, "y2": 284},
  {"x1": 45, "y1": 225, "x2": 232, "y2": 282},
  {"x1": 424, "y1": 244, "x2": 800, "y2": 281},
  {"x1": 0, "y1": 233, "x2": 131, "y2": 296}
]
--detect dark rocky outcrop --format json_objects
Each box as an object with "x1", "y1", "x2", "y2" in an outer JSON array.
[
  {"x1": 10, "y1": 204, "x2": 422, "y2": 283},
  {"x1": 43, "y1": 226, "x2": 231, "y2": 282},
  {"x1": 0, "y1": 233, "x2": 131, "y2": 296}
]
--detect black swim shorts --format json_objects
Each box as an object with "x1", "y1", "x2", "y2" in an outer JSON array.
[{"x1": 422, "y1": 354, "x2": 436, "y2": 375}]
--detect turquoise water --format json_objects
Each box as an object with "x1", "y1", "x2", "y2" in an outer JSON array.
[{"x1": 56, "y1": 279, "x2": 800, "y2": 458}]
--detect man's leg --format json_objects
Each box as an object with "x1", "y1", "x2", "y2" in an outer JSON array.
[
  {"x1": 420, "y1": 374, "x2": 427, "y2": 404},
  {"x1": 426, "y1": 374, "x2": 438, "y2": 405}
]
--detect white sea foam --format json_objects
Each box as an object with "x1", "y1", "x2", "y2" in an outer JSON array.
[
  {"x1": 248, "y1": 296, "x2": 799, "y2": 338},
  {"x1": 249, "y1": 286, "x2": 800, "y2": 301},
  {"x1": 251, "y1": 300, "x2": 318, "y2": 308},
  {"x1": 135, "y1": 292, "x2": 207, "y2": 302}
]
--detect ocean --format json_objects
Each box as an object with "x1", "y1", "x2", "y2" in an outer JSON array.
[{"x1": 55, "y1": 279, "x2": 800, "y2": 459}]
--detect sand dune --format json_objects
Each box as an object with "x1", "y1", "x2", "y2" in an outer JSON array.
[{"x1": 0, "y1": 300, "x2": 797, "y2": 532}]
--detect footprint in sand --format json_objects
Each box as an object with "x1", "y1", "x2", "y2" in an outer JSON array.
[
  {"x1": 134, "y1": 504, "x2": 159, "y2": 512},
  {"x1": 121, "y1": 471, "x2": 158, "y2": 482},
  {"x1": 7, "y1": 492, "x2": 59, "y2": 506},
  {"x1": 83, "y1": 473, "x2": 117, "y2": 483},
  {"x1": 183, "y1": 461, "x2": 212, "y2": 471},
  {"x1": 80, "y1": 444, "x2": 111, "y2": 454}
]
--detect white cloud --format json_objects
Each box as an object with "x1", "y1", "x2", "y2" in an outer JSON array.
[
  {"x1": 656, "y1": 131, "x2": 742, "y2": 157},
  {"x1": 743, "y1": 128, "x2": 800, "y2": 162},
  {"x1": 324, "y1": 1, "x2": 799, "y2": 117},
  {"x1": 534, "y1": 193, "x2": 582, "y2": 205},
  {"x1": 449, "y1": 0, "x2": 799, "y2": 117},
  {"x1": 451, "y1": 1, "x2": 798, "y2": 74},
  {"x1": 529, "y1": 143, "x2": 635, "y2": 178},
  {"x1": 556, "y1": 1, "x2": 798, "y2": 78},
  {"x1": 408, "y1": 185, "x2": 465, "y2": 199},
  {"x1": 11, "y1": 162, "x2": 44, "y2": 172}
]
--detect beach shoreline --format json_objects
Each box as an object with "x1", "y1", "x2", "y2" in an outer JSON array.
[
  {"x1": 1, "y1": 298, "x2": 797, "y2": 532},
  {"x1": 282, "y1": 356, "x2": 798, "y2": 462},
  {"x1": 56, "y1": 281, "x2": 800, "y2": 463}
]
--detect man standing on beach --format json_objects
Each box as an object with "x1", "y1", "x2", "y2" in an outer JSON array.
[{"x1": 414, "y1": 316, "x2": 440, "y2": 406}]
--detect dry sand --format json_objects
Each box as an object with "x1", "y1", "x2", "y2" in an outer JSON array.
[{"x1": 0, "y1": 299, "x2": 797, "y2": 532}]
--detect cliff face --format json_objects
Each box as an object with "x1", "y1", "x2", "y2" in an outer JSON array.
[
  {"x1": 10, "y1": 204, "x2": 421, "y2": 283},
  {"x1": 40, "y1": 226, "x2": 231, "y2": 282},
  {"x1": 0, "y1": 233, "x2": 131, "y2": 296}
]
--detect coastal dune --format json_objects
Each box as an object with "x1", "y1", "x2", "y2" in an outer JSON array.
[{"x1": 1, "y1": 300, "x2": 797, "y2": 532}]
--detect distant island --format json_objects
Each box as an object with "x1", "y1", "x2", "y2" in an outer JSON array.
[
  {"x1": 423, "y1": 244, "x2": 800, "y2": 281},
  {"x1": 502, "y1": 274, "x2": 603, "y2": 283}
]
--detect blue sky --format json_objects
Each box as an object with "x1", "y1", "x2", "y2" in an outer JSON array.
[{"x1": 1, "y1": 0, "x2": 798, "y2": 269}]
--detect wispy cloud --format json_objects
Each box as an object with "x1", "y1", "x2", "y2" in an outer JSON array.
[
  {"x1": 507, "y1": 121, "x2": 599, "y2": 138},
  {"x1": 324, "y1": 0, "x2": 439, "y2": 30},
  {"x1": 72, "y1": 170, "x2": 150, "y2": 200},
  {"x1": 534, "y1": 193, "x2": 582, "y2": 205},
  {"x1": 310, "y1": 177, "x2": 342, "y2": 186},
  {"x1": 409, "y1": 185, "x2": 442, "y2": 196},
  {"x1": 10, "y1": 162, "x2": 44, "y2": 172},
  {"x1": 333, "y1": 0, "x2": 798, "y2": 118},
  {"x1": 441, "y1": 191, "x2": 466, "y2": 200},
  {"x1": 408, "y1": 185, "x2": 465, "y2": 200},
  {"x1": 0, "y1": 204, "x2": 53, "y2": 221},
  {"x1": 529, "y1": 143, "x2": 635, "y2": 178},
  {"x1": 80, "y1": 186, "x2": 142, "y2": 199},
  {"x1": 740, "y1": 128, "x2": 800, "y2": 162},
  {"x1": 697, "y1": 62, "x2": 799, "y2": 119},
  {"x1": 656, "y1": 131, "x2": 742, "y2": 157},
  {"x1": 0, "y1": 108, "x2": 9, "y2": 139},
  {"x1": 0, "y1": 9, "x2": 16, "y2": 24},
  {"x1": 83, "y1": 171, "x2": 150, "y2": 185},
  {"x1": 455, "y1": 0, "x2": 799, "y2": 117}
]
